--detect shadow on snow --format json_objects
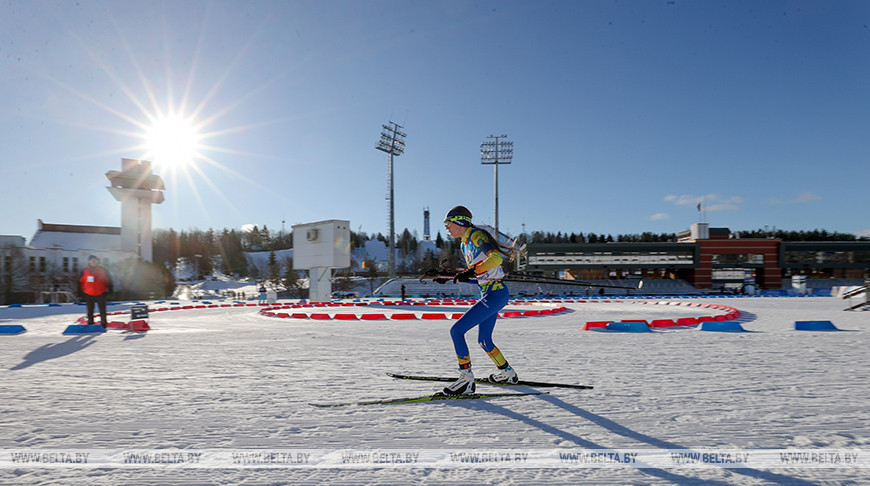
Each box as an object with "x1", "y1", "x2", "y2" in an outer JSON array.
[
  {"x1": 10, "y1": 336, "x2": 98, "y2": 370},
  {"x1": 448, "y1": 393, "x2": 821, "y2": 486}
]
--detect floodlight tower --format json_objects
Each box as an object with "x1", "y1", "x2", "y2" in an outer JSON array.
[
  {"x1": 376, "y1": 121, "x2": 406, "y2": 278},
  {"x1": 480, "y1": 134, "x2": 513, "y2": 237}
]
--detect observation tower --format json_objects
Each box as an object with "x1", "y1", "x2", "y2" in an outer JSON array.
[{"x1": 105, "y1": 158, "x2": 165, "y2": 262}]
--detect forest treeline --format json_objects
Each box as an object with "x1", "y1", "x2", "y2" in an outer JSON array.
[{"x1": 151, "y1": 225, "x2": 866, "y2": 278}]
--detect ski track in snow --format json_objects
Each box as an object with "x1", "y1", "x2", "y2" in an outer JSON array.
[{"x1": 1, "y1": 297, "x2": 867, "y2": 485}]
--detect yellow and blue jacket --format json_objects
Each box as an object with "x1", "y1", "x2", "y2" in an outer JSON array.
[{"x1": 461, "y1": 228, "x2": 506, "y2": 292}]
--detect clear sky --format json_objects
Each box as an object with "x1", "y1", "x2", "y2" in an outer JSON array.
[{"x1": 2, "y1": 0, "x2": 869, "y2": 243}]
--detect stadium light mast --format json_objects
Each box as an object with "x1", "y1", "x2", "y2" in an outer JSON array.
[
  {"x1": 480, "y1": 134, "x2": 513, "y2": 237},
  {"x1": 376, "y1": 121, "x2": 406, "y2": 278}
]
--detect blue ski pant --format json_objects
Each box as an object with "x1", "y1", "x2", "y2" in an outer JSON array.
[{"x1": 450, "y1": 282, "x2": 510, "y2": 369}]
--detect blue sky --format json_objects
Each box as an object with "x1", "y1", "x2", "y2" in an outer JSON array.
[{"x1": 2, "y1": 0, "x2": 868, "y2": 242}]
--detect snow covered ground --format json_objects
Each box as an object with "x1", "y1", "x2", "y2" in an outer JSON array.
[{"x1": 1, "y1": 296, "x2": 867, "y2": 485}]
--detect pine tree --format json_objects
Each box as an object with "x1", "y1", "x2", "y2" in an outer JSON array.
[
  {"x1": 282, "y1": 256, "x2": 302, "y2": 298},
  {"x1": 266, "y1": 251, "x2": 281, "y2": 289}
]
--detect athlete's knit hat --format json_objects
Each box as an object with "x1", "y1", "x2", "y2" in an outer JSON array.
[{"x1": 444, "y1": 206, "x2": 474, "y2": 227}]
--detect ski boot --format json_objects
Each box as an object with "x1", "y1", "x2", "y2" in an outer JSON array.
[
  {"x1": 442, "y1": 369, "x2": 476, "y2": 395},
  {"x1": 488, "y1": 366, "x2": 518, "y2": 384}
]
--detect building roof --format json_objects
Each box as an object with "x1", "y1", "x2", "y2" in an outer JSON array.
[
  {"x1": 36, "y1": 221, "x2": 121, "y2": 235},
  {"x1": 0, "y1": 235, "x2": 26, "y2": 248},
  {"x1": 29, "y1": 220, "x2": 121, "y2": 251}
]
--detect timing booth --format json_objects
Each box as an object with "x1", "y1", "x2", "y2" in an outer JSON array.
[{"x1": 292, "y1": 220, "x2": 351, "y2": 302}]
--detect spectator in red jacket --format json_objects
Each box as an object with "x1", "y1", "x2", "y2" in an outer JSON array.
[{"x1": 80, "y1": 255, "x2": 112, "y2": 328}]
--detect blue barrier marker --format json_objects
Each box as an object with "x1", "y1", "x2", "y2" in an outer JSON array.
[
  {"x1": 0, "y1": 325, "x2": 26, "y2": 335},
  {"x1": 62, "y1": 324, "x2": 106, "y2": 335},
  {"x1": 794, "y1": 321, "x2": 838, "y2": 331},
  {"x1": 698, "y1": 321, "x2": 747, "y2": 332},
  {"x1": 605, "y1": 321, "x2": 652, "y2": 332}
]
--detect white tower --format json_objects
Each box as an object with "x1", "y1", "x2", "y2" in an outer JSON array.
[{"x1": 105, "y1": 158, "x2": 165, "y2": 262}]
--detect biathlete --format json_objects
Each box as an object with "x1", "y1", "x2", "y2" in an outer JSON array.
[{"x1": 441, "y1": 206, "x2": 519, "y2": 395}]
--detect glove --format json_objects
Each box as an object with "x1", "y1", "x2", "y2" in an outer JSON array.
[{"x1": 453, "y1": 268, "x2": 476, "y2": 283}]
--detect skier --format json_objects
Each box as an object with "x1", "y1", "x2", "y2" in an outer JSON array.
[
  {"x1": 79, "y1": 255, "x2": 112, "y2": 328},
  {"x1": 441, "y1": 206, "x2": 519, "y2": 395}
]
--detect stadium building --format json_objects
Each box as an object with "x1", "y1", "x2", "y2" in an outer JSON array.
[{"x1": 518, "y1": 223, "x2": 870, "y2": 292}]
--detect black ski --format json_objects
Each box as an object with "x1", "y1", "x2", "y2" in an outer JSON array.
[
  {"x1": 309, "y1": 391, "x2": 544, "y2": 408},
  {"x1": 845, "y1": 300, "x2": 868, "y2": 311},
  {"x1": 387, "y1": 372, "x2": 593, "y2": 390}
]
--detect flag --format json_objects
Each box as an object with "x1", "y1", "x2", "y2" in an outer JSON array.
[{"x1": 697, "y1": 202, "x2": 701, "y2": 212}]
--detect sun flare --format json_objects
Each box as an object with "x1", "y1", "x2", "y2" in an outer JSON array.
[{"x1": 143, "y1": 112, "x2": 203, "y2": 170}]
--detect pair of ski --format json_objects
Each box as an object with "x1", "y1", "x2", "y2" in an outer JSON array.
[{"x1": 310, "y1": 373, "x2": 593, "y2": 408}]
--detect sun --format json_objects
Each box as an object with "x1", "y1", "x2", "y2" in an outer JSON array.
[{"x1": 143, "y1": 112, "x2": 203, "y2": 170}]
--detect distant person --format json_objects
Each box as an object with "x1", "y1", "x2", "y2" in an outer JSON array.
[
  {"x1": 401, "y1": 284, "x2": 406, "y2": 301},
  {"x1": 440, "y1": 205, "x2": 519, "y2": 395},
  {"x1": 258, "y1": 285, "x2": 267, "y2": 304},
  {"x1": 79, "y1": 255, "x2": 112, "y2": 328}
]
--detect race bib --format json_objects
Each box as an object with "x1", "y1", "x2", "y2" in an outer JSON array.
[{"x1": 87, "y1": 276, "x2": 95, "y2": 282}]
